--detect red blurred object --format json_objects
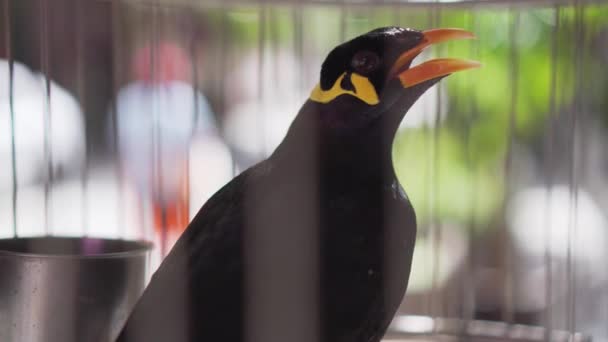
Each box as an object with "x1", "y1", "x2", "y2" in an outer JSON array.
[
  {"x1": 129, "y1": 41, "x2": 196, "y2": 256},
  {"x1": 151, "y1": 165, "x2": 190, "y2": 256},
  {"x1": 132, "y1": 42, "x2": 192, "y2": 84}
]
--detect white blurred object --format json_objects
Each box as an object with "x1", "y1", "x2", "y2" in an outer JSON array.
[
  {"x1": 0, "y1": 165, "x2": 140, "y2": 239},
  {"x1": 225, "y1": 98, "x2": 302, "y2": 159},
  {"x1": 113, "y1": 80, "x2": 218, "y2": 200},
  {"x1": 224, "y1": 48, "x2": 306, "y2": 107},
  {"x1": 0, "y1": 60, "x2": 85, "y2": 190},
  {"x1": 397, "y1": 83, "x2": 445, "y2": 130},
  {"x1": 508, "y1": 185, "x2": 607, "y2": 263},
  {"x1": 407, "y1": 223, "x2": 468, "y2": 293},
  {"x1": 389, "y1": 315, "x2": 435, "y2": 334},
  {"x1": 507, "y1": 185, "x2": 608, "y2": 312},
  {"x1": 188, "y1": 134, "x2": 233, "y2": 218},
  {"x1": 224, "y1": 49, "x2": 308, "y2": 161},
  {"x1": 113, "y1": 41, "x2": 235, "y2": 258}
]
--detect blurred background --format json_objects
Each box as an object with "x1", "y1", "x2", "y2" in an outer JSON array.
[{"x1": 1, "y1": 0, "x2": 607, "y2": 340}]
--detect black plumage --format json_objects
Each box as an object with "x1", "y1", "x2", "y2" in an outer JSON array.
[{"x1": 117, "y1": 26, "x2": 473, "y2": 342}]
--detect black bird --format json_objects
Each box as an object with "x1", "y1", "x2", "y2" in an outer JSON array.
[{"x1": 116, "y1": 26, "x2": 479, "y2": 342}]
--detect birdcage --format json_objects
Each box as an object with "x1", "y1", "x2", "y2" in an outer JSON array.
[{"x1": 0, "y1": 0, "x2": 606, "y2": 341}]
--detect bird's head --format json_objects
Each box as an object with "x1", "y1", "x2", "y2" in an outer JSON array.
[{"x1": 308, "y1": 26, "x2": 480, "y2": 134}]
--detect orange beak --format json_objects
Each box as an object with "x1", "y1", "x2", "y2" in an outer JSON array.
[{"x1": 388, "y1": 28, "x2": 481, "y2": 88}]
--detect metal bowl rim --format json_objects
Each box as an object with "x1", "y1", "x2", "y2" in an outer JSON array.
[{"x1": 0, "y1": 236, "x2": 153, "y2": 259}]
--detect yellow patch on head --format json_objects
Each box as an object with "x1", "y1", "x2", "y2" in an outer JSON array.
[{"x1": 310, "y1": 73, "x2": 379, "y2": 105}]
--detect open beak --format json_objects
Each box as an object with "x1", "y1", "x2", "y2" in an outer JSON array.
[{"x1": 388, "y1": 28, "x2": 481, "y2": 88}]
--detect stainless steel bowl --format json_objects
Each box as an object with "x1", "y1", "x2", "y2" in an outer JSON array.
[{"x1": 0, "y1": 236, "x2": 152, "y2": 342}]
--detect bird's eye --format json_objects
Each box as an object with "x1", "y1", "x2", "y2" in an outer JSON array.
[{"x1": 351, "y1": 51, "x2": 380, "y2": 75}]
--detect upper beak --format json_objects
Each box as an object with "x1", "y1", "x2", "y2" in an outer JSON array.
[{"x1": 388, "y1": 28, "x2": 481, "y2": 88}]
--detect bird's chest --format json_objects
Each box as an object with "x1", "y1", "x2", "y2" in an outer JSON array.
[
  {"x1": 319, "y1": 190, "x2": 394, "y2": 299},
  {"x1": 321, "y1": 191, "x2": 385, "y2": 267},
  {"x1": 317, "y1": 185, "x2": 414, "y2": 341},
  {"x1": 319, "y1": 185, "x2": 406, "y2": 265}
]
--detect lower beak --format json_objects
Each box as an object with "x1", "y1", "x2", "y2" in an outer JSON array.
[{"x1": 389, "y1": 28, "x2": 481, "y2": 88}]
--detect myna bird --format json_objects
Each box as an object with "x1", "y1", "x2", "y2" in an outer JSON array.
[{"x1": 116, "y1": 26, "x2": 479, "y2": 342}]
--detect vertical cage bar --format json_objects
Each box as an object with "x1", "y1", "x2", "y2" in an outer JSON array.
[
  {"x1": 555, "y1": 5, "x2": 570, "y2": 333},
  {"x1": 111, "y1": 0, "x2": 126, "y2": 238},
  {"x1": 76, "y1": 0, "x2": 89, "y2": 236},
  {"x1": 391, "y1": 2, "x2": 400, "y2": 25},
  {"x1": 436, "y1": 5, "x2": 445, "y2": 321},
  {"x1": 150, "y1": 5, "x2": 168, "y2": 255},
  {"x1": 40, "y1": 0, "x2": 53, "y2": 236},
  {"x1": 543, "y1": 5, "x2": 561, "y2": 341},
  {"x1": 420, "y1": 5, "x2": 433, "y2": 320},
  {"x1": 502, "y1": 8, "x2": 520, "y2": 327},
  {"x1": 292, "y1": 3, "x2": 304, "y2": 95},
  {"x1": 566, "y1": 1, "x2": 585, "y2": 337},
  {"x1": 4, "y1": 0, "x2": 18, "y2": 237},
  {"x1": 339, "y1": 0, "x2": 347, "y2": 42},
  {"x1": 217, "y1": 9, "x2": 235, "y2": 177},
  {"x1": 462, "y1": 8, "x2": 480, "y2": 330},
  {"x1": 268, "y1": 7, "x2": 278, "y2": 98},
  {"x1": 429, "y1": 2, "x2": 443, "y2": 323},
  {"x1": 257, "y1": 5, "x2": 267, "y2": 158},
  {"x1": 300, "y1": 5, "x2": 307, "y2": 94},
  {"x1": 187, "y1": 8, "x2": 197, "y2": 225},
  {"x1": 572, "y1": 9, "x2": 588, "y2": 339}
]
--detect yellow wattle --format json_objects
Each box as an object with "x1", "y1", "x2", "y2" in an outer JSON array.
[{"x1": 309, "y1": 72, "x2": 379, "y2": 105}]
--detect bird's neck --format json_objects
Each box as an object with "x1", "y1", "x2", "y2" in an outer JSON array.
[{"x1": 272, "y1": 103, "x2": 398, "y2": 188}]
